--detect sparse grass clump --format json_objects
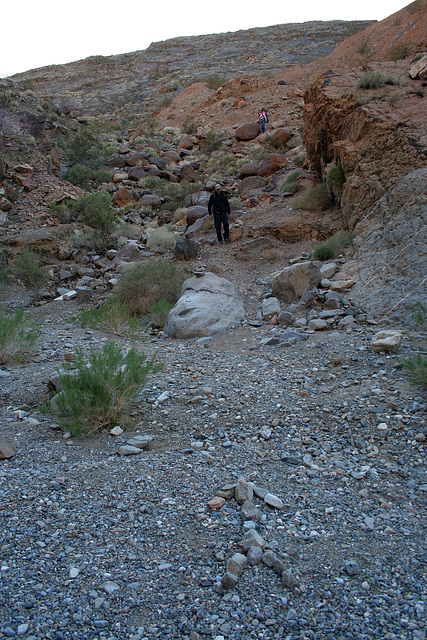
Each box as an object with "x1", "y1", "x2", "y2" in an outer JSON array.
[
  {"x1": 55, "y1": 341, "x2": 161, "y2": 436},
  {"x1": 281, "y1": 169, "x2": 303, "y2": 194},
  {"x1": 0, "y1": 305, "x2": 38, "y2": 364},
  {"x1": 357, "y1": 71, "x2": 398, "y2": 90},
  {"x1": 146, "y1": 225, "x2": 178, "y2": 250},
  {"x1": 148, "y1": 298, "x2": 172, "y2": 328},
  {"x1": 76, "y1": 298, "x2": 140, "y2": 336},
  {"x1": 326, "y1": 163, "x2": 345, "y2": 190},
  {"x1": 65, "y1": 164, "x2": 111, "y2": 188},
  {"x1": 402, "y1": 301, "x2": 426, "y2": 392},
  {"x1": 115, "y1": 259, "x2": 189, "y2": 316},
  {"x1": 15, "y1": 248, "x2": 47, "y2": 288},
  {"x1": 292, "y1": 184, "x2": 333, "y2": 211},
  {"x1": 312, "y1": 231, "x2": 354, "y2": 261}
]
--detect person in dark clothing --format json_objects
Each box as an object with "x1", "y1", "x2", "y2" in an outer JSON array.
[{"x1": 208, "y1": 184, "x2": 231, "y2": 243}]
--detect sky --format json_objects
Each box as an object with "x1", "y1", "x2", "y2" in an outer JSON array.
[{"x1": 1, "y1": 0, "x2": 409, "y2": 78}]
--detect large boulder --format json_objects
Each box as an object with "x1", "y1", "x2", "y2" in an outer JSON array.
[
  {"x1": 237, "y1": 163, "x2": 259, "y2": 179},
  {"x1": 165, "y1": 272, "x2": 245, "y2": 338},
  {"x1": 270, "y1": 128, "x2": 291, "y2": 148},
  {"x1": 239, "y1": 176, "x2": 267, "y2": 194},
  {"x1": 173, "y1": 237, "x2": 201, "y2": 261},
  {"x1": 258, "y1": 154, "x2": 287, "y2": 177},
  {"x1": 235, "y1": 123, "x2": 260, "y2": 141},
  {"x1": 272, "y1": 261, "x2": 322, "y2": 302}
]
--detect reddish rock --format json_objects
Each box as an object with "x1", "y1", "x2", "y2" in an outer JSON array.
[
  {"x1": 12, "y1": 163, "x2": 33, "y2": 175},
  {"x1": 208, "y1": 496, "x2": 225, "y2": 510},
  {"x1": 235, "y1": 122, "x2": 259, "y2": 141},
  {"x1": 177, "y1": 134, "x2": 193, "y2": 153},
  {"x1": 236, "y1": 162, "x2": 259, "y2": 179},
  {"x1": 239, "y1": 176, "x2": 267, "y2": 193},
  {"x1": 127, "y1": 153, "x2": 148, "y2": 167},
  {"x1": 180, "y1": 164, "x2": 200, "y2": 182},
  {"x1": 258, "y1": 153, "x2": 287, "y2": 177},
  {"x1": 162, "y1": 150, "x2": 181, "y2": 163},
  {"x1": 113, "y1": 187, "x2": 134, "y2": 207},
  {"x1": 270, "y1": 128, "x2": 291, "y2": 148}
]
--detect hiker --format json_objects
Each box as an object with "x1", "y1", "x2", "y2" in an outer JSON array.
[
  {"x1": 208, "y1": 184, "x2": 231, "y2": 244},
  {"x1": 257, "y1": 107, "x2": 268, "y2": 133}
]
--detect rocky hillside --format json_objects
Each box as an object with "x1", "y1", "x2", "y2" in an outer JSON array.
[{"x1": 10, "y1": 20, "x2": 374, "y2": 120}]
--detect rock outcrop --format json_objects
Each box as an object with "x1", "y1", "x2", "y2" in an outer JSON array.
[{"x1": 165, "y1": 272, "x2": 245, "y2": 338}]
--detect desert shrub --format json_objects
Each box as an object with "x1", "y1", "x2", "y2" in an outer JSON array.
[
  {"x1": 55, "y1": 341, "x2": 161, "y2": 436},
  {"x1": 312, "y1": 230, "x2": 354, "y2": 261},
  {"x1": 203, "y1": 129, "x2": 226, "y2": 153},
  {"x1": 357, "y1": 71, "x2": 397, "y2": 89},
  {"x1": 0, "y1": 250, "x2": 10, "y2": 286},
  {"x1": 76, "y1": 298, "x2": 139, "y2": 336},
  {"x1": 115, "y1": 259, "x2": 189, "y2": 315},
  {"x1": 205, "y1": 75, "x2": 225, "y2": 90},
  {"x1": 407, "y1": 0, "x2": 421, "y2": 14},
  {"x1": 139, "y1": 176, "x2": 163, "y2": 190},
  {"x1": 281, "y1": 169, "x2": 303, "y2": 194},
  {"x1": 146, "y1": 225, "x2": 178, "y2": 250},
  {"x1": 390, "y1": 43, "x2": 411, "y2": 61},
  {"x1": 292, "y1": 184, "x2": 334, "y2": 211},
  {"x1": 65, "y1": 164, "x2": 111, "y2": 188},
  {"x1": 72, "y1": 192, "x2": 115, "y2": 248},
  {"x1": 66, "y1": 127, "x2": 103, "y2": 168},
  {"x1": 402, "y1": 301, "x2": 426, "y2": 391},
  {"x1": 182, "y1": 117, "x2": 197, "y2": 135},
  {"x1": 173, "y1": 207, "x2": 189, "y2": 222},
  {"x1": 293, "y1": 153, "x2": 305, "y2": 167},
  {"x1": 326, "y1": 163, "x2": 345, "y2": 190},
  {"x1": 0, "y1": 305, "x2": 38, "y2": 364},
  {"x1": 15, "y1": 248, "x2": 47, "y2": 288}
]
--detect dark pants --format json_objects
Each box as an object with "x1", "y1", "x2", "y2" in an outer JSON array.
[{"x1": 213, "y1": 212, "x2": 229, "y2": 242}]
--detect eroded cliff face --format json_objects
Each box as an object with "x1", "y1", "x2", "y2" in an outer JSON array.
[
  {"x1": 303, "y1": 60, "x2": 427, "y2": 229},
  {"x1": 303, "y1": 60, "x2": 427, "y2": 320}
]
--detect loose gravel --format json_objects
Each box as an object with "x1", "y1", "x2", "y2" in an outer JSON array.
[{"x1": 0, "y1": 299, "x2": 426, "y2": 640}]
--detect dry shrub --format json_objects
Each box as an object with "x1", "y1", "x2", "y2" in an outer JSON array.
[{"x1": 115, "y1": 259, "x2": 190, "y2": 315}]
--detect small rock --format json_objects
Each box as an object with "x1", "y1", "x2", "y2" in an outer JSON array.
[
  {"x1": 344, "y1": 561, "x2": 361, "y2": 576},
  {"x1": 264, "y1": 493, "x2": 284, "y2": 509}
]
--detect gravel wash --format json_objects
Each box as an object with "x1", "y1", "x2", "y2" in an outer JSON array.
[{"x1": 0, "y1": 318, "x2": 426, "y2": 640}]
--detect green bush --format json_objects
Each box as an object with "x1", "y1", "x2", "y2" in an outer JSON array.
[
  {"x1": 76, "y1": 298, "x2": 140, "y2": 336},
  {"x1": 65, "y1": 164, "x2": 111, "y2": 188},
  {"x1": 281, "y1": 169, "x2": 303, "y2": 194},
  {"x1": 292, "y1": 184, "x2": 334, "y2": 211},
  {"x1": 182, "y1": 117, "x2": 197, "y2": 135},
  {"x1": 205, "y1": 75, "x2": 225, "y2": 90},
  {"x1": 66, "y1": 127, "x2": 103, "y2": 168},
  {"x1": 203, "y1": 129, "x2": 226, "y2": 153},
  {"x1": 326, "y1": 164, "x2": 345, "y2": 190},
  {"x1": 402, "y1": 301, "x2": 426, "y2": 391},
  {"x1": 312, "y1": 231, "x2": 354, "y2": 261},
  {"x1": 390, "y1": 43, "x2": 411, "y2": 61},
  {"x1": 55, "y1": 341, "x2": 161, "y2": 436},
  {"x1": 15, "y1": 248, "x2": 47, "y2": 288},
  {"x1": 115, "y1": 259, "x2": 189, "y2": 315},
  {"x1": 357, "y1": 71, "x2": 397, "y2": 89},
  {"x1": 146, "y1": 225, "x2": 178, "y2": 250},
  {"x1": 72, "y1": 192, "x2": 115, "y2": 248},
  {"x1": 148, "y1": 298, "x2": 172, "y2": 328},
  {"x1": 0, "y1": 305, "x2": 38, "y2": 364}
]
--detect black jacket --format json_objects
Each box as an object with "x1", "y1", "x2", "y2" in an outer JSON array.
[{"x1": 208, "y1": 191, "x2": 230, "y2": 215}]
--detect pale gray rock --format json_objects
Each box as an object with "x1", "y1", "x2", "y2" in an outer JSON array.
[
  {"x1": 165, "y1": 272, "x2": 245, "y2": 338},
  {"x1": 117, "y1": 445, "x2": 144, "y2": 456},
  {"x1": 234, "y1": 477, "x2": 253, "y2": 504},
  {"x1": 264, "y1": 493, "x2": 284, "y2": 509},
  {"x1": 320, "y1": 262, "x2": 337, "y2": 279},
  {"x1": 226, "y1": 553, "x2": 247, "y2": 577},
  {"x1": 247, "y1": 546, "x2": 263, "y2": 565},
  {"x1": 241, "y1": 500, "x2": 262, "y2": 522},
  {"x1": 261, "y1": 297, "x2": 281, "y2": 319},
  {"x1": 0, "y1": 435, "x2": 16, "y2": 459},
  {"x1": 241, "y1": 529, "x2": 267, "y2": 551},
  {"x1": 272, "y1": 261, "x2": 322, "y2": 303},
  {"x1": 371, "y1": 330, "x2": 403, "y2": 353}
]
